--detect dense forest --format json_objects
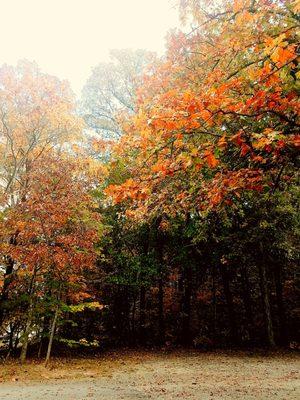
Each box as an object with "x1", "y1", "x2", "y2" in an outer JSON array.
[{"x1": 0, "y1": 0, "x2": 299, "y2": 365}]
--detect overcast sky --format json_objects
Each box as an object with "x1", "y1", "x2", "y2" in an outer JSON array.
[{"x1": 0, "y1": 0, "x2": 179, "y2": 97}]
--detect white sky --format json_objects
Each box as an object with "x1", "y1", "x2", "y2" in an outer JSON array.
[{"x1": 0, "y1": 0, "x2": 180, "y2": 97}]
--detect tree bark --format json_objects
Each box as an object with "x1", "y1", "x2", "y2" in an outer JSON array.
[
  {"x1": 45, "y1": 305, "x2": 59, "y2": 366},
  {"x1": 139, "y1": 285, "x2": 146, "y2": 345},
  {"x1": 180, "y1": 265, "x2": 192, "y2": 345},
  {"x1": 273, "y1": 263, "x2": 288, "y2": 346},
  {"x1": 211, "y1": 264, "x2": 217, "y2": 344},
  {"x1": 0, "y1": 257, "x2": 14, "y2": 328},
  {"x1": 220, "y1": 264, "x2": 239, "y2": 345},
  {"x1": 0, "y1": 234, "x2": 18, "y2": 328},
  {"x1": 258, "y1": 257, "x2": 275, "y2": 347},
  {"x1": 130, "y1": 292, "x2": 137, "y2": 345},
  {"x1": 240, "y1": 264, "x2": 255, "y2": 343},
  {"x1": 20, "y1": 296, "x2": 34, "y2": 364},
  {"x1": 20, "y1": 267, "x2": 37, "y2": 363},
  {"x1": 158, "y1": 274, "x2": 165, "y2": 345}
]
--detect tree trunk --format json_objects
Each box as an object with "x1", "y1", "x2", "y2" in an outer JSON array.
[
  {"x1": 0, "y1": 257, "x2": 14, "y2": 328},
  {"x1": 20, "y1": 297, "x2": 34, "y2": 364},
  {"x1": 0, "y1": 234, "x2": 18, "y2": 328},
  {"x1": 139, "y1": 285, "x2": 146, "y2": 345},
  {"x1": 45, "y1": 305, "x2": 59, "y2": 366},
  {"x1": 8, "y1": 323, "x2": 15, "y2": 352},
  {"x1": 20, "y1": 267, "x2": 37, "y2": 363},
  {"x1": 220, "y1": 264, "x2": 238, "y2": 345},
  {"x1": 130, "y1": 292, "x2": 137, "y2": 345},
  {"x1": 180, "y1": 266, "x2": 192, "y2": 345},
  {"x1": 211, "y1": 264, "x2": 217, "y2": 344},
  {"x1": 273, "y1": 263, "x2": 288, "y2": 346},
  {"x1": 158, "y1": 275, "x2": 165, "y2": 345},
  {"x1": 258, "y1": 260, "x2": 275, "y2": 347},
  {"x1": 240, "y1": 264, "x2": 255, "y2": 343}
]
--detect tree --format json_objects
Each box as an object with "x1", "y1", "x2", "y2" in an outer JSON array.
[
  {"x1": 0, "y1": 153, "x2": 100, "y2": 362},
  {"x1": 102, "y1": 0, "x2": 299, "y2": 348},
  {"x1": 0, "y1": 60, "x2": 83, "y2": 328},
  {"x1": 105, "y1": 0, "x2": 299, "y2": 217},
  {"x1": 81, "y1": 49, "x2": 154, "y2": 140}
]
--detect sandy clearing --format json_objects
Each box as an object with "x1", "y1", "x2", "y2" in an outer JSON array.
[{"x1": 0, "y1": 352, "x2": 299, "y2": 399}]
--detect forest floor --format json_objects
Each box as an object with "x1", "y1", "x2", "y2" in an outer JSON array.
[{"x1": 0, "y1": 350, "x2": 299, "y2": 399}]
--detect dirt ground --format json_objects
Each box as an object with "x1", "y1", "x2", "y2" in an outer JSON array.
[{"x1": 0, "y1": 351, "x2": 299, "y2": 399}]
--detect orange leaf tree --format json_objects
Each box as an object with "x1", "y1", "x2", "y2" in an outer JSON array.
[
  {"x1": 0, "y1": 153, "x2": 101, "y2": 361},
  {"x1": 105, "y1": 0, "x2": 299, "y2": 218}
]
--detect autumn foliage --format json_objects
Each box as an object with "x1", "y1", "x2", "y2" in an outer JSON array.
[
  {"x1": 105, "y1": 0, "x2": 299, "y2": 217},
  {"x1": 0, "y1": 1, "x2": 299, "y2": 362},
  {"x1": 0, "y1": 62, "x2": 100, "y2": 362}
]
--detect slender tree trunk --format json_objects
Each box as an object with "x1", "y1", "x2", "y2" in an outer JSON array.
[
  {"x1": 158, "y1": 274, "x2": 165, "y2": 345},
  {"x1": 273, "y1": 263, "x2": 288, "y2": 346},
  {"x1": 5, "y1": 324, "x2": 14, "y2": 360},
  {"x1": 258, "y1": 257, "x2": 275, "y2": 347},
  {"x1": 139, "y1": 285, "x2": 146, "y2": 345},
  {"x1": 0, "y1": 257, "x2": 14, "y2": 328},
  {"x1": 131, "y1": 293, "x2": 137, "y2": 345},
  {"x1": 0, "y1": 234, "x2": 18, "y2": 328},
  {"x1": 240, "y1": 264, "x2": 255, "y2": 343},
  {"x1": 153, "y1": 217, "x2": 166, "y2": 345},
  {"x1": 8, "y1": 323, "x2": 15, "y2": 352},
  {"x1": 45, "y1": 306, "x2": 59, "y2": 366},
  {"x1": 139, "y1": 228, "x2": 149, "y2": 346},
  {"x1": 211, "y1": 264, "x2": 217, "y2": 344},
  {"x1": 20, "y1": 296, "x2": 34, "y2": 363},
  {"x1": 181, "y1": 266, "x2": 192, "y2": 345},
  {"x1": 220, "y1": 264, "x2": 238, "y2": 345},
  {"x1": 20, "y1": 267, "x2": 37, "y2": 363},
  {"x1": 37, "y1": 338, "x2": 43, "y2": 359},
  {"x1": 14, "y1": 333, "x2": 20, "y2": 352},
  {"x1": 157, "y1": 240, "x2": 165, "y2": 345}
]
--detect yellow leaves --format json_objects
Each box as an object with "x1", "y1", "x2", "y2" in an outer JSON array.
[
  {"x1": 190, "y1": 148, "x2": 198, "y2": 157},
  {"x1": 68, "y1": 301, "x2": 104, "y2": 313}
]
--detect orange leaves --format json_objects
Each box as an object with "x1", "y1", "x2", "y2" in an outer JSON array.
[
  {"x1": 264, "y1": 33, "x2": 296, "y2": 68},
  {"x1": 270, "y1": 46, "x2": 296, "y2": 66},
  {"x1": 151, "y1": 161, "x2": 173, "y2": 176},
  {"x1": 105, "y1": 178, "x2": 149, "y2": 204},
  {"x1": 0, "y1": 61, "x2": 82, "y2": 211},
  {"x1": 204, "y1": 150, "x2": 219, "y2": 168},
  {"x1": 292, "y1": 0, "x2": 300, "y2": 13},
  {"x1": 102, "y1": 0, "x2": 299, "y2": 221},
  {"x1": 0, "y1": 153, "x2": 100, "y2": 288},
  {"x1": 199, "y1": 109, "x2": 212, "y2": 122},
  {"x1": 218, "y1": 135, "x2": 227, "y2": 149},
  {"x1": 232, "y1": 0, "x2": 246, "y2": 13},
  {"x1": 252, "y1": 136, "x2": 271, "y2": 150},
  {"x1": 205, "y1": 169, "x2": 264, "y2": 209}
]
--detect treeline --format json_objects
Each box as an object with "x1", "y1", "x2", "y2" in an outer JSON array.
[
  {"x1": 93, "y1": 190, "x2": 299, "y2": 348},
  {"x1": 0, "y1": 0, "x2": 299, "y2": 363}
]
